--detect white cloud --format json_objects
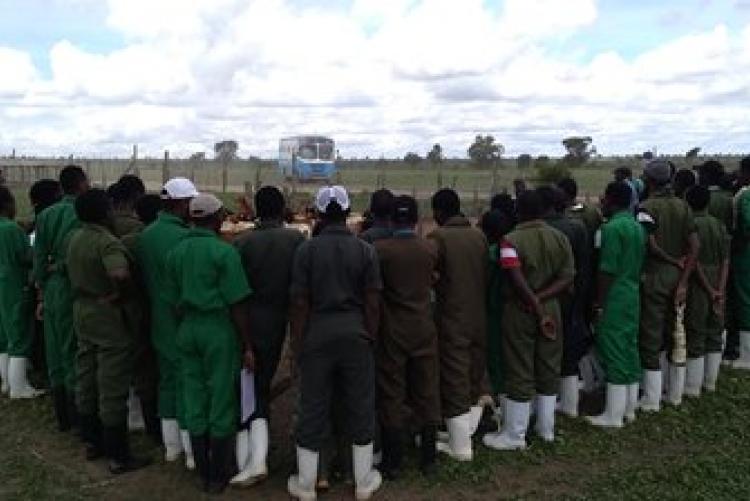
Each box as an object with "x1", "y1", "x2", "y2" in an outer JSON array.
[{"x1": 0, "y1": 0, "x2": 749, "y2": 158}]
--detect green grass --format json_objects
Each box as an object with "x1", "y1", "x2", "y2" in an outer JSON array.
[{"x1": 3, "y1": 369, "x2": 750, "y2": 500}]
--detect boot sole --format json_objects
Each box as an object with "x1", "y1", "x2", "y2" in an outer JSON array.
[
  {"x1": 355, "y1": 474, "x2": 383, "y2": 500},
  {"x1": 230, "y1": 471, "x2": 268, "y2": 488}
]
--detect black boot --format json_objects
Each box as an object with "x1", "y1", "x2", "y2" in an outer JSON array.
[
  {"x1": 51, "y1": 387, "x2": 71, "y2": 432},
  {"x1": 379, "y1": 428, "x2": 404, "y2": 481},
  {"x1": 79, "y1": 413, "x2": 104, "y2": 460},
  {"x1": 420, "y1": 425, "x2": 437, "y2": 477},
  {"x1": 207, "y1": 436, "x2": 233, "y2": 494},
  {"x1": 140, "y1": 397, "x2": 162, "y2": 446},
  {"x1": 103, "y1": 423, "x2": 152, "y2": 475},
  {"x1": 191, "y1": 435, "x2": 210, "y2": 492}
]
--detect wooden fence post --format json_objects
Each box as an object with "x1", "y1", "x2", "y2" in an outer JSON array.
[{"x1": 162, "y1": 150, "x2": 170, "y2": 185}]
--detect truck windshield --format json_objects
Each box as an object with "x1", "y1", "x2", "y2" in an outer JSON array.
[{"x1": 298, "y1": 142, "x2": 334, "y2": 161}]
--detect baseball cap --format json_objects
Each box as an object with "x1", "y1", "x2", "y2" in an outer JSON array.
[
  {"x1": 189, "y1": 193, "x2": 223, "y2": 218},
  {"x1": 161, "y1": 177, "x2": 199, "y2": 200},
  {"x1": 315, "y1": 185, "x2": 350, "y2": 213},
  {"x1": 643, "y1": 160, "x2": 672, "y2": 184}
]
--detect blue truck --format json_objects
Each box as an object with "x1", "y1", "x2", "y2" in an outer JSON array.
[{"x1": 279, "y1": 135, "x2": 336, "y2": 181}]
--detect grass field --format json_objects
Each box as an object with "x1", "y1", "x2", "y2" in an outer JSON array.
[{"x1": 2, "y1": 367, "x2": 750, "y2": 500}]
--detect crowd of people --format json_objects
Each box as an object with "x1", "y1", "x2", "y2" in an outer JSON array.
[{"x1": 1, "y1": 155, "x2": 749, "y2": 499}]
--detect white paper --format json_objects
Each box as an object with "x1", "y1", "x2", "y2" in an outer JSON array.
[{"x1": 241, "y1": 369, "x2": 256, "y2": 423}]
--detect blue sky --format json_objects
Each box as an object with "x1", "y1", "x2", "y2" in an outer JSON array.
[{"x1": 0, "y1": 0, "x2": 749, "y2": 157}]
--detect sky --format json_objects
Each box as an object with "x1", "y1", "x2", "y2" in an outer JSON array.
[{"x1": 1, "y1": 0, "x2": 749, "y2": 159}]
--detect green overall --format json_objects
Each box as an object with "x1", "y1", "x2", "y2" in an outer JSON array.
[
  {"x1": 0, "y1": 218, "x2": 34, "y2": 357},
  {"x1": 685, "y1": 212, "x2": 729, "y2": 356},
  {"x1": 501, "y1": 221, "x2": 575, "y2": 401},
  {"x1": 67, "y1": 224, "x2": 135, "y2": 427},
  {"x1": 639, "y1": 190, "x2": 696, "y2": 370},
  {"x1": 135, "y1": 211, "x2": 190, "y2": 421},
  {"x1": 733, "y1": 189, "x2": 750, "y2": 331},
  {"x1": 32, "y1": 195, "x2": 79, "y2": 391},
  {"x1": 595, "y1": 211, "x2": 645, "y2": 385},
  {"x1": 486, "y1": 244, "x2": 504, "y2": 395},
  {"x1": 164, "y1": 228, "x2": 251, "y2": 439}
]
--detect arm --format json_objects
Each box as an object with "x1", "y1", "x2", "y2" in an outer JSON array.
[
  {"x1": 231, "y1": 298, "x2": 255, "y2": 371},
  {"x1": 288, "y1": 294, "x2": 310, "y2": 359},
  {"x1": 508, "y1": 267, "x2": 543, "y2": 318},
  {"x1": 674, "y1": 232, "x2": 699, "y2": 306},
  {"x1": 364, "y1": 289, "x2": 380, "y2": 340},
  {"x1": 694, "y1": 263, "x2": 716, "y2": 297},
  {"x1": 537, "y1": 277, "x2": 574, "y2": 303},
  {"x1": 594, "y1": 271, "x2": 615, "y2": 316},
  {"x1": 648, "y1": 235, "x2": 683, "y2": 269}
]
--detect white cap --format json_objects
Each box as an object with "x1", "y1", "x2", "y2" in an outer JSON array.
[
  {"x1": 161, "y1": 177, "x2": 199, "y2": 200},
  {"x1": 189, "y1": 193, "x2": 224, "y2": 218},
  {"x1": 315, "y1": 185, "x2": 350, "y2": 213}
]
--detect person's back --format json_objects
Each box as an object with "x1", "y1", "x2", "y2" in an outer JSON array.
[
  {"x1": 641, "y1": 189, "x2": 694, "y2": 264},
  {"x1": 112, "y1": 210, "x2": 144, "y2": 239},
  {"x1": 137, "y1": 212, "x2": 190, "y2": 300},
  {"x1": 33, "y1": 196, "x2": 78, "y2": 285},
  {"x1": 0, "y1": 217, "x2": 29, "y2": 289},
  {"x1": 708, "y1": 188, "x2": 734, "y2": 233},
  {"x1": 505, "y1": 222, "x2": 573, "y2": 293}
]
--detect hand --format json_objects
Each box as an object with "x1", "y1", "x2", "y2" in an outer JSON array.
[
  {"x1": 242, "y1": 348, "x2": 255, "y2": 371},
  {"x1": 713, "y1": 294, "x2": 726, "y2": 318},
  {"x1": 674, "y1": 257, "x2": 687, "y2": 270},
  {"x1": 539, "y1": 315, "x2": 557, "y2": 340},
  {"x1": 711, "y1": 290, "x2": 724, "y2": 304},
  {"x1": 592, "y1": 305, "x2": 604, "y2": 323},
  {"x1": 674, "y1": 284, "x2": 688, "y2": 307},
  {"x1": 35, "y1": 302, "x2": 44, "y2": 321}
]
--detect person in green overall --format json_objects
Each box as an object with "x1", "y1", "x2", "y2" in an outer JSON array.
[
  {"x1": 558, "y1": 177, "x2": 603, "y2": 240},
  {"x1": 428, "y1": 188, "x2": 488, "y2": 462},
  {"x1": 637, "y1": 160, "x2": 699, "y2": 412},
  {"x1": 586, "y1": 182, "x2": 645, "y2": 428},
  {"x1": 109, "y1": 175, "x2": 146, "y2": 237},
  {"x1": 164, "y1": 193, "x2": 254, "y2": 493},
  {"x1": 483, "y1": 190, "x2": 574, "y2": 451},
  {"x1": 136, "y1": 177, "x2": 199, "y2": 466},
  {"x1": 66, "y1": 189, "x2": 151, "y2": 474},
  {"x1": 231, "y1": 186, "x2": 304, "y2": 487},
  {"x1": 730, "y1": 157, "x2": 750, "y2": 369},
  {"x1": 683, "y1": 185, "x2": 730, "y2": 394},
  {"x1": 33, "y1": 165, "x2": 89, "y2": 431},
  {"x1": 0, "y1": 186, "x2": 44, "y2": 399}
]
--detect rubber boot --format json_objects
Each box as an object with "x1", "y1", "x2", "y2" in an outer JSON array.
[
  {"x1": 482, "y1": 397, "x2": 529, "y2": 451},
  {"x1": 467, "y1": 405, "x2": 483, "y2": 436},
  {"x1": 207, "y1": 436, "x2": 233, "y2": 494},
  {"x1": 533, "y1": 395, "x2": 556, "y2": 442},
  {"x1": 436, "y1": 413, "x2": 473, "y2": 461},
  {"x1": 0, "y1": 353, "x2": 8, "y2": 395},
  {"x1": 161, "y1": 419, "x2": 183, "y2": 462},
  {"x1": 191, "y1": 435, "x2": 210, "y2": 491},
  {"x1": 52, "y1": 386, "x2": 71, "y2": 432},
  {"x1": 703, "y1": 352, "x2": 722, "y2": 392},
  {"x1": 181, "y1": 430, "x2": 195, "y2": 470},
  {"x1": 625, "y1": 383, "x2": 639, "y2": 423},
  {"x1": 8, "y1": 357, "x2": 44, "y2": 399},
  {"x1": 127, "y1": 389, "x2": 145, "y2": 431},
  {"x1": 419, "y1": 425, "x2": 437, "y2": 477},
  {"x1": 353, "y1": 443, "x2": 382, "y2": 501},
  {"x1": 288, "y1": 446, "x2": 318, "y2": 501},
  {"x1": 557, "y1": 376, "x2": 579, "y2": 417},
  {"x1": 231, "y1": 418, "x2": 269, "y2": 487},
  {"x1": 585, "y1": 384, "x2": 626, "y2": 428},
  {"x1": 665, "y1": 364, "x2": 686, "y2": 406},
  {"x1": 104, "y1": 423, "x2": 151, "y2": 474},
  {"x1": 79, "y1": 413, "x2": 104, "y2": 460},
  {"x1": 233, "y1": 428, "x2": 250, "y2": 477},
  {"x1": 378, "y1": 428, "x2": 403, "y2": 480},
  {"x1": 684, "y1": 357, "x2": 704, "y2": 397},
  {"x1": 638, "y1": 370, "x2": 662, "y2": 412},
  {"x1": 733, "y1": 331, "x2": 750, "y2": 369},
  {"x1": 140, "y1": 398, "x2": 162, "y2": 445}
]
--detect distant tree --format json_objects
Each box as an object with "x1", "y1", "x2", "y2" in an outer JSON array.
[
  {"x1": 562, "y1": 136, "x2": 594, "y2": 166},
  {"x1": 189, "y1": 152, "x2": 206, "y2": 161},
  {"x1": 468, "y1": 135, "x2": 504, "y2": 168},
  {"x1": 214, "y1": 140, "x2": 239, "y2": 163},
  {"x1": 404, "y1": 152, "x2": 423, "y2": 168},
  {"x1": 534, "y1": 155, "x2": 552, "y2": 169},
  {"x1": 686, "y1": 147, "x2": 701, "y2": 160},
  {"x1": 536, "y1": 160, "x2": 572, "y2": 184},
  {"x1": 517, "y1": 153, "x2": 532, "y2": 169},
  {"x1": 427, "y1": 144, "x2": 443, "y2": 166}
]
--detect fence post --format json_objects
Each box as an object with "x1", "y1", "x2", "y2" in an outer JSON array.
[
  {"x1": 221, "y1": 159, "x2": 229, "y2": 194},
  {"x1": 162, "y1": 150, "x2": 170, "y2": 185}
]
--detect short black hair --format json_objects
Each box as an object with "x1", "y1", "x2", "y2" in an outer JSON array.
[
  {"x1": 29, "y1": 179, "x2": 62, "y2": 214},
  {"x1": 686, "y1": 185, "x2": 710, "y2": 212},
  {"x1": 516, "y1": 190, "x2": 543, "y2": 220},
  {"x1": 320, "y1": 201, "x2": 348, "y2": 223},
  {"x1": 75, "y1": 188, "x2": 111, "y2": 225},
  {"x1": 117, "y1": 175, "x2": 146, "y2": 199},
  {"x1": 255, "y1": 186, "x2": 285, "y2": 220},
  {"x1": 392, "y1": 195, "x2": 418, "y2": 225},
  {"x1": 60, "y1": 165, "x2": 86, "y2": 194},
  {"x1": 135, "y1": 194, "x2": 163, "y2": 225},
  {"x1": 674, "y1": 168, "x2": 697, "y2": 196},
  {"x1": 369, "y1": 189, "x2": 395, "y2": 219},
  {"x1": 604, "y1": 181, "x2": 632, "y2": 210},
  {"x1": 698, "y1": 160, "x2": 725, "y2": 187},
  {"x1": 0, "y1": 185, "x2": 13, "y2": 213},
  {"x1": 614, "y1": 166, "x2": 632, "y2": 182},
  {"x1": 431, "y1": 188, "x2": 460, "y2": 217},
  {"x1": 557, "y1": 177, "x2": 578, "y2": 200},
  {"x1": 480, "y1": 209, "x2": 505, "y2": 242},
  {"x1": 490, "y1": 193, "x2": 515, "y2": 217},
  {"x1": 536, "y1": 185, "x2": 557, "y2": 213}
]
